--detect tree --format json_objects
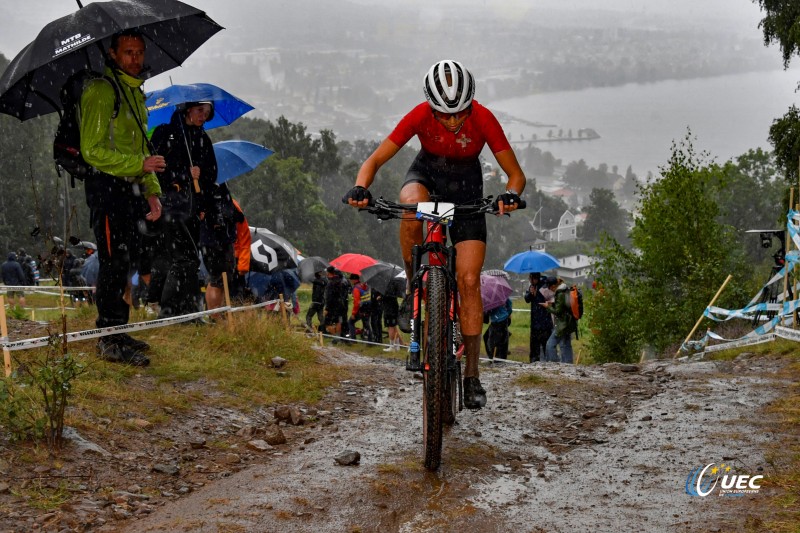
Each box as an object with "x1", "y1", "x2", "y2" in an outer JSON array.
[
  {"x1": 768, "y1": 105, "x2": 800, "y2": 184},
  {"x1": 755, "y1": 2, "x2": 800, "y2": 181},
  {"x1": 231, "y1": 157, "x2": 340, "y2": 258},
  {"x1": 622, "y1": 165, "x2": 639, "y2": 198},
  {"x1": 563, "y1": 159, "x2": 589, "y2": 189},
  {"x1": 755, "y1": 0, "x2": 800, "y2": 68},
  {"x1": 580, "y1": 188, "x2": 630, "y2": 245},
  {"x1": 712, "y1": 148, "x2": 785, "y2": 263},
  {"x1": 589, "y1": 134, "x2": 749, "y2": 361}
]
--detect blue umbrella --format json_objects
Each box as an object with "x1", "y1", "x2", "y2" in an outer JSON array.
[
  {"x1": 503, "y1": 250, "x2": 560, "y2": 274},
  {"x1": 145, "y1": 83, "x2": 254, "y2": 130},
  {"x1": 213, "y1": 140, "x2": 274, "y2": 184}
]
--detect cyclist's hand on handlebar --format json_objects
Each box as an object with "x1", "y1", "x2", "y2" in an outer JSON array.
[
  {"x1": 493, "y1": 191, "x2": 522, "y2": 215},
  {"x1": 342, "y1": 185, "x2": 373, "y2": 208}
]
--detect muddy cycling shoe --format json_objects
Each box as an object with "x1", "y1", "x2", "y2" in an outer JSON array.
[
  {"x1": 116, "y1": 333, "x2": 150, "y2": 352},
  {"x1": 398, "y1": 293, "x2": 413, "y2": 333},
  {"x1": 97, "y1": 338, "x2": 150, "y2": 367},
  {"x1": 463, "y1": 377, "x2": 487, "y2": 410}
]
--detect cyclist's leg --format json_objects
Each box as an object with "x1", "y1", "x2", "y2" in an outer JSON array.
[{"x1": 454, "y1": 239, "x2": 486, "y2": 376}]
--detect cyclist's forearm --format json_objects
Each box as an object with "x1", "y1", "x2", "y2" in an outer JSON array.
[
  {"x1": 495, "y1": 149, "x2": 526, "y2": 193},
  {"x1": 356, "y1": 139, "x2": 401, "y2": 188}
]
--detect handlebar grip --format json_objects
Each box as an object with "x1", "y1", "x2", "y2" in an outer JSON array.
[{"x1": 518, "y1": 199, "x2": 527, "y2": 209}]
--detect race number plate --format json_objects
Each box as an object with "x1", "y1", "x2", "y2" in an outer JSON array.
[{"x1": 416, "y1": 202, "x2": 455, "y2": 226}]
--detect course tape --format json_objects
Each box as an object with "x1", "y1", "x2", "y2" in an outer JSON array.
[
  {"x1": 775, "y1": 325, "x2": 800, "y2": 342},
  {"x1": 0, "y1": 307, "x2": 230, "y2": 351},
  {"x1": 679, "y1": 209, "x2": 800, "y2": 353},
  {"x1": 0, "y1": 297, "x2": 292, "y2": 352},
  {"x1": 702, "y1": 333, "x2": 776, "y2": 353},
  {"x1": 1, "y1": 285, "x2": 95, "y2": 292}
]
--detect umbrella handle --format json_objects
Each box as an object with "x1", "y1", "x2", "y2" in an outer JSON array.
[{"x1": 193, "y1": 177, "x2": 200, "y2": 193}]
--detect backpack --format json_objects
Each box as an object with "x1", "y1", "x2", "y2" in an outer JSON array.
[
  {"x1": 53, "y1": 69, "x2": 119, "y2": 182},
  {"x1": 565, "y1": 284, "x2": 584, "y2": 320}
]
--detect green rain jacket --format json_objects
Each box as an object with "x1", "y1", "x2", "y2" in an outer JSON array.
[
  {"x1": 78, "y1": 67, "x2": 161, "y2": 198},
  {"x1": 546, "y1": 283, "x2": 578, "y2": 338}
]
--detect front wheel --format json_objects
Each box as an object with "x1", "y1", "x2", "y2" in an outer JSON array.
[{"x1": 422, "y1": 268, "x2": 448, "y2": 471}]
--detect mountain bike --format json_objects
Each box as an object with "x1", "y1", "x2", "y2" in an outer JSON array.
[{"x1": 364, "y1": 195, "x2": 524, "y2": 470}]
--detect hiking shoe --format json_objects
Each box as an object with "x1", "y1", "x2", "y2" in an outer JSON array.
[
  {"x1": 463, "y1": 377, "x2": 487, "y2": 410},
  {"x1": 117, "y1": 333, "x2": 150, "y2": 352},
  {"x1": 97, "y1": 338, "x2": 150, "y2": 367},
  {"x1": 398, "y1": 293, "x2": 413, "y2": 333}
]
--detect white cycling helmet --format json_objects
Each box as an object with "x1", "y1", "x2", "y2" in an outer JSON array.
[{"x1": 423, "y1": 60, "x2": 475, "y2": 114}]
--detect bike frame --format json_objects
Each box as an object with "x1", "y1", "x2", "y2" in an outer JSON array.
[{"x1": 406, "y1": 201, "x2": 461, "y2": 403}]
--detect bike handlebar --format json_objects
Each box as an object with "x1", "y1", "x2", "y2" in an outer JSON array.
[{"x1": 362, "y1": 196, "x2": 526, "y2": 220}]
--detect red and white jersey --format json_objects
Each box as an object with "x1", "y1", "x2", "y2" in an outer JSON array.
[{"x1": 388, "y1": 100, "x2": 512, "y2": 160}]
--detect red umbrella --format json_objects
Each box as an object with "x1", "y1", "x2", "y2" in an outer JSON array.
[{"x1": 330, "y1": 253, "x2": 378, "y2": 274}]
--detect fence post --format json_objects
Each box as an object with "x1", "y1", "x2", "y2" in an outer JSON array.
[
  {"x1": 279, "y1": 294, "x2": 290, "y2": 331},
  {"x1": 221, "y1": 272, "x2": 234, "y2": 330},
  {"x1": 675, "y1": 274, "x2": 732, "y2": 358},
  {"x1": 1, "y1": 296, "x2": 11, "y2": 377}
]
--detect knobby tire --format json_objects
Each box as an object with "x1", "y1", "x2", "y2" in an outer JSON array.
[
  {"x1": 442, "y1": 304, "x2": 460, "y2": 426},
  {"x1": 423, "y1": 268, "x2": 447, "y2": 471}
]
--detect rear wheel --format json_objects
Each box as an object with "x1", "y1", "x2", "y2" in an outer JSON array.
[{"x1": 422, "y1": 268, "x2": 447, "y2": 471}]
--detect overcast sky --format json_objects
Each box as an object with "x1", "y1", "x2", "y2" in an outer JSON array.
[{"x1": 0, "y1": 0, "x2": 771, "y2": 59}]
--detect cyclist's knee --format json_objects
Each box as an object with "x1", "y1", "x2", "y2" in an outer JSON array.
[
  {"x1": 399, "y1": 182, "x2": 430, "y2": 203},
  {"x1": 458, "y1": 270, "x2": 481, "y2": 292}
]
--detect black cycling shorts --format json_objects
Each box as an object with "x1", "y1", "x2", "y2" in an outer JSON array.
[{"x1": 402, "y1": 150, "x2": 487, "y2": 244}]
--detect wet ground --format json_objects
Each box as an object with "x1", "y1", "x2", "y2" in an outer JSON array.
[{"x1": 110, "y1": 348, "x2": 786, "y2": 533}]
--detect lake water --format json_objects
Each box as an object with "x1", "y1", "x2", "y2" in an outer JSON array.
[{"x1": 489, "y1": 69, "x2": 800, "y2": 178}]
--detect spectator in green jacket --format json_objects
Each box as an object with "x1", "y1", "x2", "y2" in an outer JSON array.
[
  {"x1": 542, "y1": 277, "x2": 577, "y2": 364},
  {"x1": 79, "y1": 28, "x2": 164, "y2": 367}
]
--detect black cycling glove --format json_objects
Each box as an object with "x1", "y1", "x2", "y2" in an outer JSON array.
[
  {"x1": 493, "y1": 191, "x2": 521, "y2": 211},
  {"x1": 342, "y1": 185, "x2": 372, "y2": 205}
]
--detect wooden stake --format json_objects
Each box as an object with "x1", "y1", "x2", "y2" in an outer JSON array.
[
  {"x1": 0, "y1": 296, "x2": 11, "y2": 377},
  {"x1": 279, "y1": 294, "x2": 289, "y2": 331},
  {"x1": 675, "y1": 274, "x2": 733, "y2": 358}
]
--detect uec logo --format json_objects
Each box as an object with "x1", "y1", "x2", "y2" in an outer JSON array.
[{"x1": 686, "y1": 463, "x2": 763, "y2": 497}]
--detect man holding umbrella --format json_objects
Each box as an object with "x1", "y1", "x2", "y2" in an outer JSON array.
[{"x1": 80, "y1": 29, "x2": 165, "y2": 366}]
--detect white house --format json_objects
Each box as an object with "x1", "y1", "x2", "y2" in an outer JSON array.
[
  {"x1": 542, "y1": 210, "x2": 577, "y2": 243},
  {"x1": 554, "y1": 254, "x2": 595, "y2": 286}
]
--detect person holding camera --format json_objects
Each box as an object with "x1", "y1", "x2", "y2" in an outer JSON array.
[{"x1": 524, "y1": 272, "x2": 553, "y2": 363}]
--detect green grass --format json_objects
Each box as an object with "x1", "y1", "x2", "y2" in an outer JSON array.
[{"x1": 8, "y1": 297, "x2": 342, "y2": 432}]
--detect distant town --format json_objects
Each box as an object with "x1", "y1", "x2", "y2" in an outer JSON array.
[{"x1": 158, "y1": 3, "x2": 779, "y2": 142}]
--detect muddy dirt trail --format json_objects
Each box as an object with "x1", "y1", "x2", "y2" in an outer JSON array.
[{"x1": 116, "y1": 347, "x2": 786, "y2": 533}]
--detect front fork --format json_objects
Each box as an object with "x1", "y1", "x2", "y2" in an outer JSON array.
[
  {"x1": 405, "y1": 243, "x2": 458, "y2": 375},
  {"x1": 406, "y1": 243, "x2": 424, "y2": 372}
]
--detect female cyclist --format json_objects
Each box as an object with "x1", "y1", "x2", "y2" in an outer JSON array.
[{"x1": 344, "y1": 59, "x2": 526, "y2": 410}]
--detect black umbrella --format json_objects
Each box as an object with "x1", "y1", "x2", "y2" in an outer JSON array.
[
  {"x1": 298, "y1": 256, "x2": 330, "y2": 283},
  {"x1": 249, "y1": 227, "x2": 299, "y2": 275},
  {"x1": 0, "y1": 0, "x2": 223, "y2": 121},
  {"x1": 361, "y1": 262, "x2": 405, "y2": 295}
]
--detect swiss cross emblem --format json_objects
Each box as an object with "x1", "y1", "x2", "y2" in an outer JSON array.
[{"x1": 456, "y1": 134, "x2": 472, "y2": 148}]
